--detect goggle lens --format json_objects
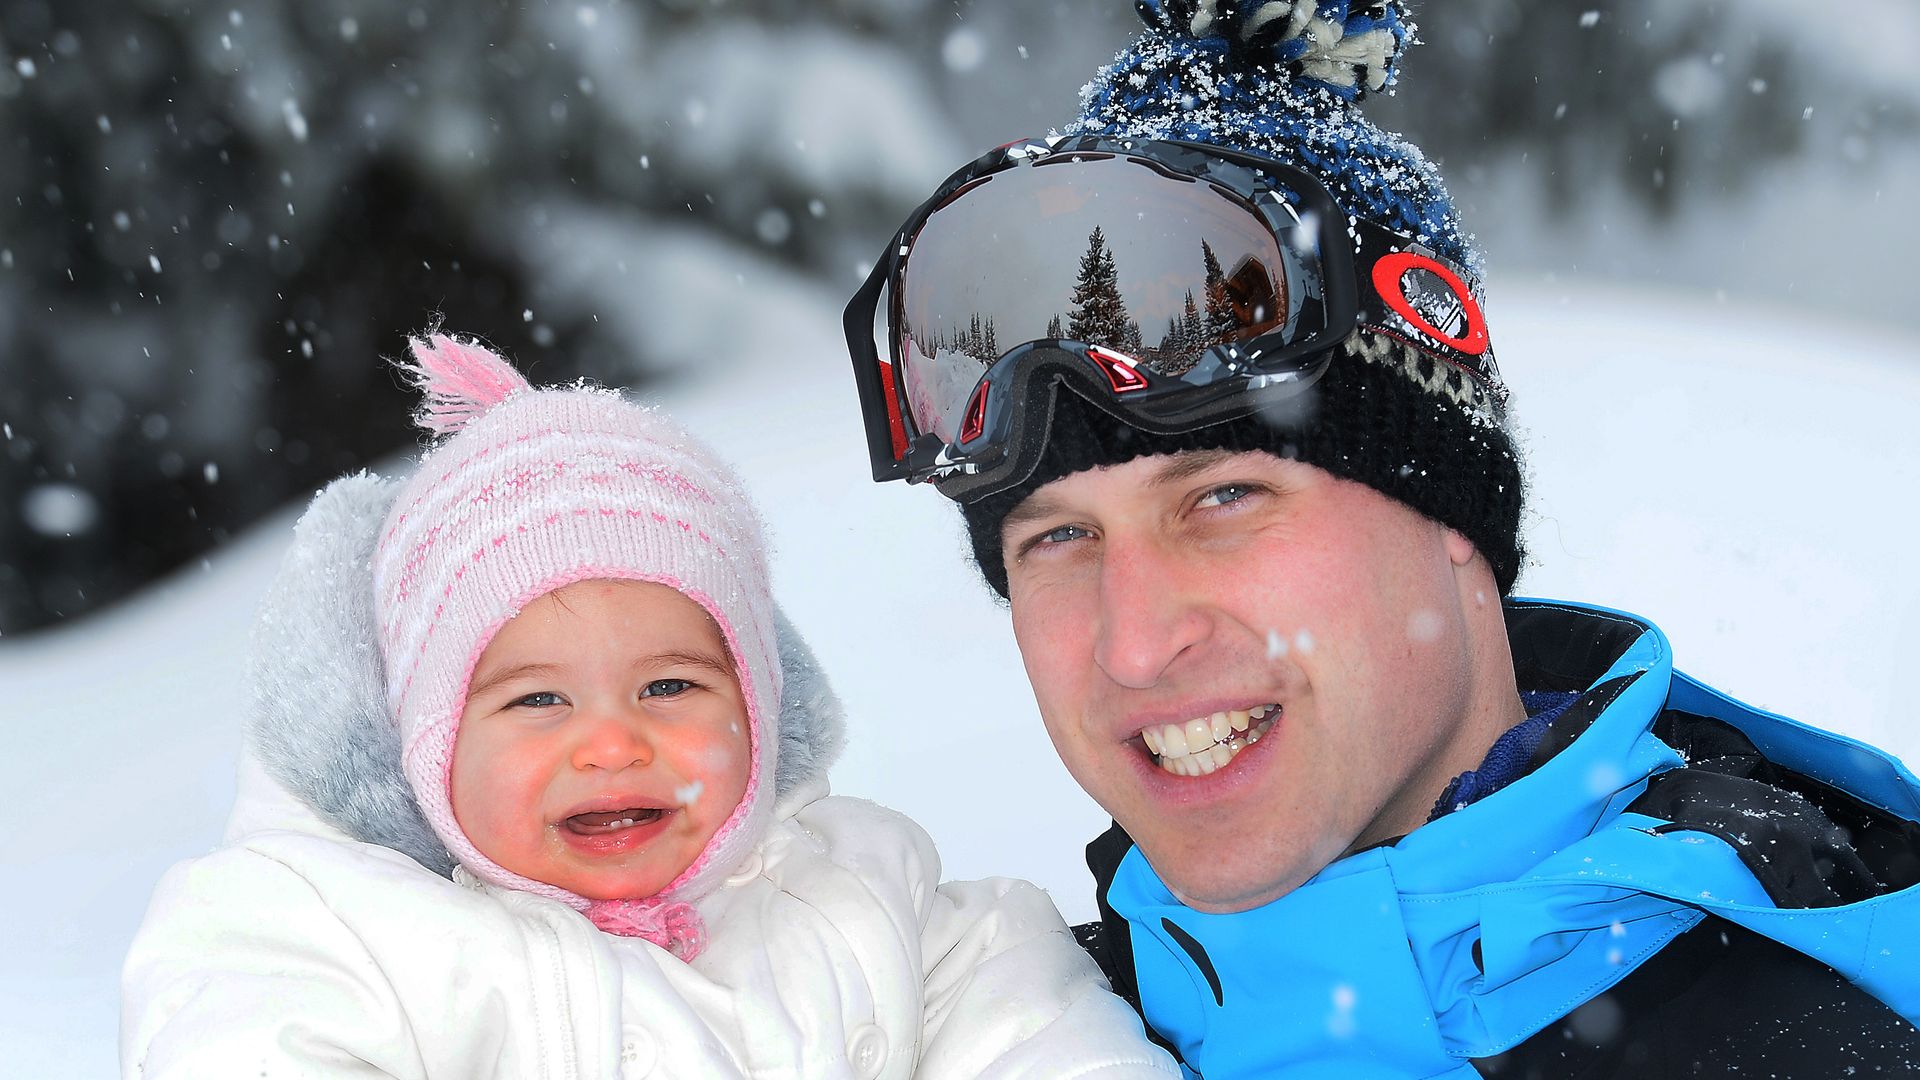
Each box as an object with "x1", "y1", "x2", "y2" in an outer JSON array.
[{"x1": 894, "y1": 154, "x2": 1325, "y2": 447}]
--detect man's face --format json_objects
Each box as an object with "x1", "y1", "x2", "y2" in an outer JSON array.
[{"x1": 1002, "y1": 449, "x2": 1498, "y2": 912}]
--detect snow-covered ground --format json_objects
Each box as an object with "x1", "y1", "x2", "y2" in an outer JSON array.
[{"x1": 4, "y1": 269, "x2": 1917, "y2": 1076}]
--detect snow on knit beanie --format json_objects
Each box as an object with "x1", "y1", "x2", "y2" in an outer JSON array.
[
  {"x1": 959, "y1": 0, "x2": 1526, "y2": 596},
  {"x1": 372, "y1": 333, "x2": 780, "y2": 961}
]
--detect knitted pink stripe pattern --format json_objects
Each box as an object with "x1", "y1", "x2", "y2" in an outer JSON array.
[{"x1": 372, "y1": 335, "x2": 780, "y2": 959}]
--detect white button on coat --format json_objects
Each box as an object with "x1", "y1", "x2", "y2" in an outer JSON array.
[
  {"x1": 620, "y1": 1025, "x2": 657, "y2": 1077},
  {"x1": 846, "y1": 1022, "x2": 889, "y2": 1080}
]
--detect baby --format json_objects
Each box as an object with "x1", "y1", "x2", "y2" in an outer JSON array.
[{"x1": 121, "y1": 335, "x2": 1174, "y2": 1079}]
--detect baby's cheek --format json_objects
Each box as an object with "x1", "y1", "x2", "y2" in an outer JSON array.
[
  {"x1": 687, "y1": 718, "x2": 752, "y2": 807},
  {"x1": 451, "y1": 730, "x2": 540, "y2": 861},
  {"x1": 449, "y1": 736, "x2": 486, "y2": 831}
]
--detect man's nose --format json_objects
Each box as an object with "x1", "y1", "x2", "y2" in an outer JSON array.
[
  {"x1": 1092, "y1": 534, "x2": 1210, "y2": 690},
  {"x1": 570, "y1": 705, "x2": 655, "y2": 771}
]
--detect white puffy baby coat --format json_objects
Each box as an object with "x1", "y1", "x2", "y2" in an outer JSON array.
[{"x1": 120, "y1": 475, "x2": 1174, "y2": 1080}]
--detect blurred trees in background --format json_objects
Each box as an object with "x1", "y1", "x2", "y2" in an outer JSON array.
[
  {"x1": 0, "y1": 0, "x2": 965, "y2": 634},
  {"x1": 2, "y1": 0, "x2": 1913, "y2": 636},
  {"x1": 1377, "y1": 2, "x2": 1916, "y2": 216}
]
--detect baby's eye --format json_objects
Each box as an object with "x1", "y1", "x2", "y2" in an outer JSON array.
[
  {"x1": 641, "y1": 679, "x2": 695, "y2": 699},
  {"x1": 511, "y1": 691, "x2": 565, "y2": 709},
  {"x1": 1194, "y1": 483, "x2": 1258, "y2": 510}
]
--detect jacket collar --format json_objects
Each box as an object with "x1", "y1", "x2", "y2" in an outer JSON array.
[
  {"x1": 1101, "y1": 599, "x2": 1920, "y2": 1074},
  {"x1": 1102, "y1": 599, "x2": 1695, "y2": 1072},
  {"x1": 1389, "y1": 598, "x2": 1683, "y2": 894}
]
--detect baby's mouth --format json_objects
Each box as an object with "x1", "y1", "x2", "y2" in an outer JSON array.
[
  {"x1": 563, "y1": 807, "x2": 668, "y2": 835},
  {"x1": 1139, "y1": 704, "x2": 1280, "y2": 777}
]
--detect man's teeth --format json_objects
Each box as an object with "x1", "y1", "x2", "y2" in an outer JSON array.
[{"x1": 1143, "y1": 705, "x2": 1278, "y2": 777}]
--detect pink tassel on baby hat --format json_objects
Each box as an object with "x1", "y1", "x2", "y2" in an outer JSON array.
[
  {"x1": 586, "y1": 897, "x2": 707, "y2": 962},
  {"x1": 397, "y1": 333, "x2": 532, "y2": 435}
]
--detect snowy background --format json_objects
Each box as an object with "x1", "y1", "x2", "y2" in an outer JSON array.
[{"x1": 3, "y1": 1, "x2": 1918, "y2": 1075}]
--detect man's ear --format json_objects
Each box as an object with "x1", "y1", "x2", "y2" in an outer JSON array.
[{"x1": 1443, "y1": 527, "x2": 1478, "y2": 569}]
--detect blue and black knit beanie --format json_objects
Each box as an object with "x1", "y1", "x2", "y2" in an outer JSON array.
[{"x1": 960, "y1": 0, "x2": 1526, "y2": 596}]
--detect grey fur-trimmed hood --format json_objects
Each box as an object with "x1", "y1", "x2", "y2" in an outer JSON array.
[{"x1": 243, "y1": 472, "x2": 848, "y2": 877}]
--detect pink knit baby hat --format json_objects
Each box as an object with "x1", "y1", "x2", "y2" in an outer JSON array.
[{"x1": 372, "y1": 333, "x2": 780, "y2": 961}]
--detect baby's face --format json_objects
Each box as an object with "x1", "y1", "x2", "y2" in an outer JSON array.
[{"x1": 451, "y1": 579, "x2": 752, "y2": 901}]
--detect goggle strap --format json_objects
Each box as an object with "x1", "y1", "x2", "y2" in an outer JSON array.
[{"x1": 844, "y1": 253, "x2": 912, "y2": 481}]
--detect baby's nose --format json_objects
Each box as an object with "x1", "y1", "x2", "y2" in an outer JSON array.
[{"x1": 570, "y1": 708, "x2": 654, "y2": 771}]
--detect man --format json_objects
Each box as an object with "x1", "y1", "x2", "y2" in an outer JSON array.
[{"x1": 844, "y1": 2, "x2": 1920, "y2": 1076}]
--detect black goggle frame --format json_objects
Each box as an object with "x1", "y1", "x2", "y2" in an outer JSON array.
[{"x1": 845, "y1": 135, "x2": 1500, "y2": 503}]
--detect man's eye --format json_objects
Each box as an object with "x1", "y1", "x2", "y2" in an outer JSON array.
[
  {"x1": 1013, "y1": 523, "x2": 1091, "y2": 560},
  {"x1": 1195, "y1": 483, "x2": 1257, "y2": 509},
  {"x1": 511, "y1": 691, "x2": 565, "y2": 709},
  {"x1": 1038, "y1": 524, "x2": 1091, "y2": 546},
  {"x1": 641, "y1": 679, "x2": 695, "y2": 699}
]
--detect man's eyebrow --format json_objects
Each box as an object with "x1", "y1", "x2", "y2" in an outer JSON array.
[
  {"x1": 999, "y1": 449, "x2": 1248, "y2": 535},
  {"x1": 1146, "y1": 449, "x2": 1242, "y2": 486},
  {"x1": 467, "y1": 662, "x2": 563, "y2": 699},
  {"x1": 1000, "y1": 493, "x2": 1073, "y2": 536}
]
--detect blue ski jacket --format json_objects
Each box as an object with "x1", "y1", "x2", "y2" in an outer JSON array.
[{"x1": 1093, "y1": 600, "x2": 1920, "y2": 1078}]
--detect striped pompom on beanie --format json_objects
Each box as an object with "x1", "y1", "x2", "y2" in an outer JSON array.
[{"x1": 1074, "y1": 0, "x2": 1471, "y2": 270}]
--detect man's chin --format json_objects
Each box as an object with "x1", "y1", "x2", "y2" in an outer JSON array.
[
  {"x1": 1136, "y1": 837, "x2": 1319, "y2": 914},
  {"x1": 1165, "y1": 877, "x2": 1298, "y2": 914}
]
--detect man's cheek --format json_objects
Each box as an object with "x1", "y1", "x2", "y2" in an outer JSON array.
[{"x1": 1013, "y1": 620, "x2": 1073, "y2": 704}]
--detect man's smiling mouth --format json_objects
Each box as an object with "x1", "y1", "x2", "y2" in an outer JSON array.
[
  {"x1": 1140, "y1": 704, "x2": 1280, "y2": 777},
  {"x1": 564, "y1": 808, "x2": 668, "y2": 835}
]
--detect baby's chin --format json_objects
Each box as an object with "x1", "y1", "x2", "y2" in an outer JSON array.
[
  {"x1": 552, "y1": 841, "x2": 702, "y2": 899},
  {"x1": 561, "y1": 861, "x2": 693, "y2": 902},
  {"x1": 471, "y1": 831, "x2": 702, "y2": 902},
  {"x1": 481, "y1": 859, "x2": 690, "y2": 903}
]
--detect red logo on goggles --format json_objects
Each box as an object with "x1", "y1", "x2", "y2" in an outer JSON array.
[
  {"x1": 1087, "y1": 345, "x2": 1150, "y2": 394},
  {"x1": 1370, "y1": 251, "x2": 1490, "y2": 357},
  {"x1": 959, "y1": 380, "x2": 990, "y2": 445}
]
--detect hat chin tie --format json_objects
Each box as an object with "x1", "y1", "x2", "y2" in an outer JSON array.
[{"x1": 585, "y1": 896, "x2": 706, "y2": 961}]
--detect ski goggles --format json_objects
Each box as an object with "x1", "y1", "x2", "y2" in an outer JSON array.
[{"x1": 845, "y1": 135, "x2": 1503, "y2": 502}]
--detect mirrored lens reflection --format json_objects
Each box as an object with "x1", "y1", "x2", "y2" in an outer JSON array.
[{"x1": 897, "y1": 155, "x2": 1295, "y2": 444}]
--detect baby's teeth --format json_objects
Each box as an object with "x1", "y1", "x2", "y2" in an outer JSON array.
[{"x1": 1229, "y1": 709, "x2": 1250, "y2": 732}]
